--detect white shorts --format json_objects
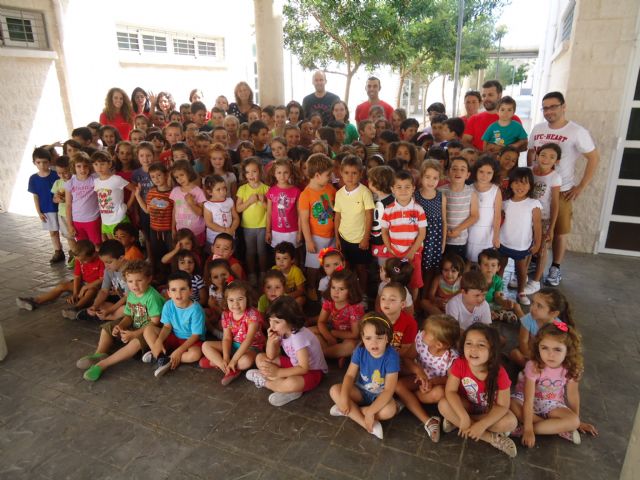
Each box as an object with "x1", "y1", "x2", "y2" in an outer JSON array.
[
  {"x1": 305, "y1": 235, "x2": 335, "y2": 268},
  {"x1": 271, "y1": 230, "x2": 298, "y2": 249},
  {"x1": 41, "y1": 212, "x2": 60, "y2": 232},
  {"x1": 58, "y1": 214, "x2": 71, "y2": 239}
]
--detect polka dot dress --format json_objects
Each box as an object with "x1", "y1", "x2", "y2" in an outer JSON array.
[{"x1": 415, "y1": 190, "x2": 443, "y2": 270}]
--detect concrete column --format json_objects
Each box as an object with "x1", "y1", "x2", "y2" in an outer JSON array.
[{"x1": 253, "y1": 0, "x2": 284, "y2": 106}]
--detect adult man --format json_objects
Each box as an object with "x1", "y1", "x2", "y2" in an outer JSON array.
[
  {"x1": 527, "y1": 91, "x2": 599, "y2": 286},
  {"x1": 462, "y1": 80, "x2": 522, "y2": 151},
  {"x1": 301, "y1": 71, "x2": 340, "y2": 125},
  {"x1": 355, "y1": 76, "x2": 394, "y2": 122}
]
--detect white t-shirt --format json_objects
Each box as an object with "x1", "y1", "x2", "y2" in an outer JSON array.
[
  {"x1": 445, "y1": 293, "x2": 491, "y2": 330},
  {"x1": 94, "y1": 175, "x2": 129, "y2": 225},
  {"x1": 204, "y1": 198, "x2": 234, "y2": 244},
  {"x1": 528, "y1": 121, "x2": 596, "y2": 191},
  {"x1": 500, "y1": 198, "x2": 542, "y2": 251},
  {"x1": 532, "y1": 170, "x2": 562, "y2": 220}
]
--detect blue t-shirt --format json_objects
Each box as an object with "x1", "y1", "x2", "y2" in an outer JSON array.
[
  {"x1": 28, "y1": 171, "x2": 59, "y2": 213},
  {"x1": 132, "y1": 168, "x2": 153, "y2": 200},
  {"x1": 481, "y1": 120, "x2": 528, "y2": 147},
  {"x1": 520, "y1": 314, "x2": 564, "y2": 337},
  {"x1": 351, "y1": 344, "x2": 400, "y2": 396},
  {"x1": 161, "y1": 300, "x2": 206, "y2": 341}
]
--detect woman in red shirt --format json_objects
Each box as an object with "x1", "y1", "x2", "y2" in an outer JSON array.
[{"x1": 99, "y1": 88, "x2": 134, "y2": 141}]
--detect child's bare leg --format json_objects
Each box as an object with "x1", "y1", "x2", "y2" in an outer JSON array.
[
  {"x1": 235, "y1": 350, "x2": 257, "y2": 370},
  {"x1": 306, "y1": 267, "x2": 319, "y2": 291},
  {"x1": 515, "y1": 258, "x2": 528, "y2": 294},
  {"x1": 266, "y1": 376, "x2": 305, "y2": 393},
  {"x1": 471, "y1": 410, "x2": 517, "y2": 436},
  {"x1": 355, "y1": 264, "x2": 368, "y2": 297},
  {"x1": 73, "y1": 287, "x2": 99, "y2": 309},
  {"x1": 322, "y1": 339, "x2": 356, "y2": 359},
  {"x1": 508, "y1": 347, "x2": 527, "y2": 368},
  {"x1": 437, "y1": 396, "x2": 465, "y2": 427},
  {"x1": 416, "y1": 385, "x2": 445, "y2": 405},
  {"x1": 102, "y1": 305, "x2": 125, "y2": 321},
  {"x1": 49, "y1": 231, "x2": 62, "y2": 251},
  {"x1": 531, "y1": 407, "x2": 580, "y2": 435},
  {"x1": 67, "y1": 237, "x2": 78, "y2": 254},
  {"x1": 395, "y1": 378, "x2": 430, "y2": 424},
  {"x1": 96, "y1": 338, "x2": 142, "y2": 371},
  {"x1": 180, "y1": 345, "x2": 203, "y2": 364},
  {"x1": 33, "y1": 280, "x2": 74, "y2": 304},
  {"x1": 143, "y1": 325, "x2": 162, "y2": 357},
  {"x1": 201, "y1": 341, "x2": 225, "y2": 368},
  {"x1": 95, "y1": 328, "x2": 115, "y2": 354}
]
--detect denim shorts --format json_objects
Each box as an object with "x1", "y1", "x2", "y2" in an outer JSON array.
[{"x1": 356, "y1": 386, "x2": 379, "y2": 406}]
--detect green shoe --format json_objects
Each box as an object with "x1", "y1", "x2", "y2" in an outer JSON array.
[
  {"x1": 83, "y1": 364, "x2": 103, "y2": 381},
  {"x1": 66, "y1": 257, "x2": 76, "y2": 270},
  {"x1": 76, "y1": 353, "x2": 107, "y2": 370}
]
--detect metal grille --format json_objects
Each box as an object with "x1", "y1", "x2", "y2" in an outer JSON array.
[
  {"x1": 561, "y1": 3, "x2": 574, "y2": 42},
  {"x1": 142, "y1": 34, "x2": 167, "y2": 53},
  {"x1": 173, "y1": 38, "x2": 195, "y2": 56},
  {"x1": 117, "y1": 31, "x2": 139, "y2": 51},
  {"x1": 197, "y1": 40, "x2": 216, "y2": 57},
  {"x1": 0, "y1": 7, "x2": 48, "y2": 49}
]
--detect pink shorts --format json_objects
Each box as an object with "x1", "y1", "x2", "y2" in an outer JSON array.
[
  {"x1": 408, "y1": 250, "x2": 424, "y2": 289},
  {"x1": 164, "y1": 332, "x2": 203, "y2": 351},
  {"x1": 279, "y1": 356, "x2": 324, "y2": 392},
  {"x1": 73, "y1": 218, "x2": 102, "y2": 245}
]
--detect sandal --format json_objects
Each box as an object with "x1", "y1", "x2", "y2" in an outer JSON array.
[
  {"x1": 424, "y1": 416, "x2": 441, "y2": 443},
  {"x1": 489, "y1": 432, "x2": 517, "y2": 458}
]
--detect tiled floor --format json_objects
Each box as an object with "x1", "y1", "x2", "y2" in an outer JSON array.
[{"x1": 0, "y1": 212, "x2": 637, "y2": 479}]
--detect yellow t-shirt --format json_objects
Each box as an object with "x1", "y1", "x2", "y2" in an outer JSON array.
[
  {"x1": 272, "y1": 264, "x2": 305, "y2": 293},
  {"x1": 333, "y1": 184, "x2": 375, "y2": 243},
  {"x1": 237, "y1": 182, "x2": 269, "y2": 228}
]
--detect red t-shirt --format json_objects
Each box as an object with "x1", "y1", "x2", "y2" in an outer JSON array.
[
  {"x1": 159, "y1": 150, "x2": 173, "y2": 168},
  {"x1": 99, "y1": 112, "x2": 132, "y2": 142},
  {"x1": 74, "y1": 256, "x2": 105, "y2": 283},
  {"x1": 390, "y1": 311, "x2": 418, "y2": 349},
  {"x1": 355, "y1": 100, "x2": 394, "y2": 123},
  {"x1": 450, "y1": 357, "x2": 511, "y2": 410},
  {"x1": 463, "y1": 112, "x2": 522, "y2": 151}
]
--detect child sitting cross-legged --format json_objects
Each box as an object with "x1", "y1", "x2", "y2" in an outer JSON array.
[
  {"x1": 445, "y1": 270, "x2": 492, "y2": 332},
  {"x1": 246, "y1": 296, "x2": 329, "y2": 406},
  {"x1": 142, "y1": 271, "x2": 206, "y2": 377},
  {"x1": 375, "y1": 257, "x2": 415, "y2": 316},
  {"x1": 378, "y1": 282, "x2": 418, "y2": 358}
]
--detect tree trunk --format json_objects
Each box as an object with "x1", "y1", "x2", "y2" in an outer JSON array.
[
  {"x1": 421, "y1": 80, "x2": 432, "y2": 126},
  {"x1": 343, "y1": 63, "x2": 360, "y2": 105},
  {"x1": 441, "y1": 75, "x2": 446, "y2": 107},
  {"x1": 396, "y1": 71, "x2": 406, "y2": 108}
]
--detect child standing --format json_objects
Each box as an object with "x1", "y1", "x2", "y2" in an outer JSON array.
[
  {"x1": 246, "y1": 296, "x2": 329, "y2": 406},
  {"x1": 445, "y1": 271, "x2": 492, "y2": 331},
  {"x1": 92, "y1": 151, "x2": 132, "y2": 239},
  {"x1": 170, "y1": 160, "x2": 207, "y2": 246},
  {"x1": 203, "y1": 174, "x2": 239, "y2": 247},
  {"x1": 272, "y1": 241, "x2": 306, "y2": 307},
  {"x1": 51, "y1": 155, "x2": 77, "y2": 267},
  {"x1": 497, "y1": 146, "x2": 519, "y2": 196},
  {"x1": 65, "y1": 152, "x2": 102, "y2": 247},
  {"x1": 206, "y1": 143, "x2": 237, "y2": 198},
  {"x1": 175, "y1": 250, "x2": 206, "y2": 306},
  {"x1": 357, "y1": 119, "x2": 380, "y2": 158},
  {"x1": 266, "y1": 159, "x2": 301, "y2": 248},
  {"x1": 329, "y1": 313, "x2": 400, "y2": 440},
  {"x1": 132, "y1": 141, "x2": 156, "y2": 240},
  {"x1": 482, "y1": 96, "x2": 528, "y2": 155},
  {"x1": 367, "y1": 165, "x2": 396, "y2": 263}
]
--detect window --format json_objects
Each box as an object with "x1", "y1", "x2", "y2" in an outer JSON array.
[
  {"x1": 198, "y1": 40, "x2": 216, "y2": 57},
  {"x1": 142, "y1": 34, "x2": 166, "y2": 53},
  {"x1": 0, "y1": 7, "x2": 48, "y2": 49},
  {"x1": 117, "y1": 32, "x2": 139, "y2": 52},
  {"x1": 560, "y1": 2, "x2": 575, "y2": 43},
  {"x1": 116, "y1": 25, "x2": 222, "y2": 60},
  {"x1": 173, "y1": 38, "x2": 194, "y2": 56}
]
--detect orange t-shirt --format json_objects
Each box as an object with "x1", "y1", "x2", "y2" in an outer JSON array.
[
  {"x1": 298, "y1": 184, "x2": 336, "y2": 238},
  {"x1": 124, "y1": 245, "x2": 145, "y2": 261}
]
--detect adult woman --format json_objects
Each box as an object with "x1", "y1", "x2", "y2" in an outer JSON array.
[
  {"x1": 330, "y1": 100, "x2": 358, "y2": 145},
  {"x1": 286, "y1": 100, "x2": 302, "y2": 125},
  {"x1": 155, "y1": 91, "x2": 176, "y2": 118},
  {"x1": 99, "y1": 87, "x2": 134, "y2": 141},
  {"x1": 227, "y1": 82, "x2": 259, "y2": 124},
  {"x1": 462, "y1": 90, "x2": 481, "y2": 122},
  {"x1": 131, "y1": 87, "x2": 151, "y2": 118}
]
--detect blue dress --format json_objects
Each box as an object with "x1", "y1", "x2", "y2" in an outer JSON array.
[{"x1": 415, "y1": 190, "x2": 443, "y2": 270}]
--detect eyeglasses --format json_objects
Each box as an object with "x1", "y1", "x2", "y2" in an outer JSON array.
[{"x1": 541, "y1": 104, "x2": 563, "y2": 112}]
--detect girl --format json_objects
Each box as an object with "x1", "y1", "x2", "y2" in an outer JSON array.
[
  {"x1": 395, "y1": 314, "x2": 461, "y2": 442},
  {"x1": 99, "y1": 125, "x2": 121, "y2": 155},
  {"x1": 437, "y1": 324, "x2": 518, "y2": 457},
  {"x1": 286, "y1": 100, "x2": 302, "y2": 125},
  {"x1": 392, "y1": 108, "x2": 407, "y2": 135},
  {"x1": 175, "y1": 249, "x2": 206, "y2": 306},
  {"x1": 257, "y1": 269, "x2": 286, "y2": 314},
  {"x1": 351, "y1": 141, "x2": 368, "y2": 165},
  {"x1": 115, "y1": 141, "x2": 138, "y2": 182},
  {"x1": 246, "y1": 296, "x2": 329, "y2": 406},
  {"x1": 155, "y1": 91, "x2": 176, "y2": 118},
  {"x1": 510, "y1": 288, "x2": 575, "y2": 367},
  {"x1": 510, "y1": 322, "x2": 598, "y2": 447},
  {"x1": 132, "y1": 141, "x2": 156, "y2": 240},
  {"x1": 170, "y1": 160, "x2": 207, "y2": 246},
  {"x1": 367, "y1": 165, "x2": 395, "y2": 263},
  {"x1": 237, "y1": 141, "x2": 256, "y2": 162},
  {"x1": 134, "y1": 114, "x2": 151, "y2": 133},
  {"x1": 328, "y1": 312, "x2": 400, "y2": 440},
  {"x1": 203, "y1": 175, "x2": 239, "y2": 247},
  {"x1": 99, "y1": 87, "x2": 133, "y2": 142},
  {"x1": 378, "y1": 282, "x2": 417, "y2": 357},
  {"x1": 415, "y1": 160, "x2": 447, "y2": 295},
  {"x1": 206, "y1": 143, "x2": 237, "y2": 198},
  {"x1": 497, "y1": 146, "x2": 519, "y2": 197},
  {"x1": 389, "y1": 141, "x2": 418, "y2": 171},
  {"x1": 466, "y1": 156, "x2": 502, "y2": 264},
  {"x1": 309, "y1": 112, "x2": 323, "y2": 138},
  {"x1": 64, "y1": 152, "x2": 101, "y2": 247},
  {"x1": 200, "y1": 281, "x2": 265, "y2": 385},
  {"x1": 92, "y1": 151, "x2": 133, "y2": 239},
  {"x1": 162, "y1": 228, "x2": 201, "y2": 268},
  {"x1": 204, "y1": 258, "x2": 233, "y2": 337},
  {"x1": 317, "y1": 247, "x2": 345, "y2": 293},
  {"x1": 271, "y1": 106, "x2": 287, "y2": 138},
  {"x1": 376, "y1": 258, "x2": 414, "y2": 315},
  {"x1": 270, "y1": 136, "x2": 288, "y2": 159},
  {"x1": 422, "y1": 253, "x2": 464, "y2": 315},
  {"x1": 215, "y1": 95, "x2": 229, "y2": 112},
  {"x1": 313, "y1": 269, "x2": 364, "y2": 362},
  {"x1": 147, "y1": 131, "x2": 165, "y2": 162},
  {"x1": 499, "y1": 168, "x2": 542, "y2": 305},
  {"x1": 266, "y1": 159, "x2": 301, "y2": 248},
  {"x1": 330, "y1": 100, "x2": 358, "y2": 145},
  {"x1": 236, "y1": 157, "x2": 268, "y2": 284},
  {"x1": 131, "y1": 87, "x2": 151, "y2": 117}
]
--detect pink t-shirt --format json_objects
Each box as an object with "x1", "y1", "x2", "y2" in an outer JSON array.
[
  {"x1": 515, "y1": 360, "x2": 570, "y2": 404},
  {"x1": 65, "y1": 175, "x2": 100, "y2": 222},
  {"x1": 170, "y1": 186, "x2": 207, "y2": 235},
  {"x1": 450, "y1": 357, "x2": 511, "y2": 410},
  {"x1": 266, "y1": 185, "x2": 301, "y2": 233},
  {"x1": 221, "y1": 307, "x2": 265, "y2": 349},
  {"x1": 322, "y1": 300, "x2": 364, "y2": 331},
  {"x1": 281, "y1": 326, "x2": 328, "y2": 373}
]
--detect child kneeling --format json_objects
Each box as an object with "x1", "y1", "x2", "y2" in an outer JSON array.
[{"x1": 246, "y1": 296, "x2": 328, "y2": 406}]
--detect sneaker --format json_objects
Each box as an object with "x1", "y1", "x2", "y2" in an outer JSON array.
[
  {"x1": 221, "y1": 369, "x2": 241, "y2": 386},
  {"x1": 523, "y1": 280, "x2": 541, "y2": 295},
  {"x1": 50, "y1": 250, "x2": 65, "y2": 264},
  {"x1": 489, "y1": 432, "x2": 518, "y2": 458},
  {"x1": 424, "y1": 416, "x2": 441, "y2": 443},
  {"x1": 558, "y1": 430, "x2": 581, "y2": 445},
  {"x1": 198, "y1": 357, "x2": 218, "y2": 369},
  {"x1": 66, "y1": 257, "x2": 76, "y2": 270},
  {"x1": 545, "y1": 266, "x2": 562, "y2": 287},
  {"x1": 75, "y1": 309, "x2": 98, "y2": 322},
  {"x1": 76, "y1": 352, "x2": 107, "y2": 370},
  {"x1": 442, "y1": 418, "x2": 456, "y2": 433},
  {"x1": 496, "y1": 310, "x2": 519, "y2": 324},
  {"x1": 16, "y1": 297, "x2": 37, "y2": 311},
  {"x1": 83, "y1": 364, "x2": 103, "y2": 381},
  {"x1": 245, "y1": 369, "x2": 266, "y2": 388},
  {"x1": 268, "y1": 391, "x2": 302, "y2": 407},
  {"x1": 329, "y1": 404, "x2": 346, "y2": 417},
  {"x1": 507, "y1": 276, "x2": 518, "y2": 289},
  {"x1": 141, "y1": 351, "x2": 154, "y2": 364},
  {"x1": 154, "y1": 355, "x2": 171, "y2": 378},
  {"x1": 370, "y1": 421, "x2": 384, "y2": 440},
  {"x1": 61, "y1": 308, "x2": 78, "y2": 320},
  {"x1": 517, "y1": 293, "x2": 531, "y2": 306}
]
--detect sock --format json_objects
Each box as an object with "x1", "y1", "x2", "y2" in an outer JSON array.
[{"x1": 552, "y1": 262, "x2": 561, "y2": 269}]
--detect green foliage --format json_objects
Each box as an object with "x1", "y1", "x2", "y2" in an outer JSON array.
[{"x1": 485, "y1": 60, "x2": 529, "y2": 86}]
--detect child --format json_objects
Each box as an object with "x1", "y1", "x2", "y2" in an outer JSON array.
[
  {"x1": 175, "y1": 249, "x2": 206, "y2": 307},
  {"x1": 482, "y1": 96, "x2": 528, "y2": 154},
  {"x1": 422, "y1": 253, "x2": 464, "y2": 315},
  {"x1": 205, "y1": 258, "x2": 233, "y2": 336},
  {"x1": 161, "y1": 228, "x2": 201, "y2": 270},
  {"x1": 478, "y1": 248, "x2": 523, "y2": 323},
  {"x1": 499, "y1": 168, "x2": 542, "y2": 305},
  {"x1": 510, "y1": 322, "x2": 598, "y2": 446},
  {"x1": 266, "y1": 159, "x2": 301, "y2": 248},
  {"x1": 65, "y1": 152, "x2": 102, "y2": 247},
  {"x1": 445, "y1": 271, "x2": 492, "y2": 331},
  {"x1": 466, "y1": 156, "x2": 502, "y2": 263},
  {"x1": 203, "y1": 174, "x2": 239, "y2": 247},
  {"x1": 142, "y1": 271, "x2": 206, "y2": 377},
  {"x1": 415, "y1": 160, "x2": 447, "y2": 294},
  {"x1": 328, "y1": 312, "x2": 400, "y2": 439},
  {"x1": 16, "y1": 240, "x2": 103, "y2": 317},
  {"x1": 84, "y1": 239, "x2": 128, "y2": 321},
  {"x1": 313, "y1": 269, "x2": 364, "y2": 362},
  {"x1": 115, "y1": 141, "x2": 138, "y2": 182},
  {"x1": 200, "y1": 281, "x2": 265, "y2": 385},
  {"x1": 298, "y1": 153, "x2": 336, "y2": 298},
  {"x1": 317, "y1": 247, "x2": 345, "y2": 294},
  {"x1": 378, "y1": 282, "x2": 417, "y2": 357},
  {"x1": 395, "y1": 314, "x2": 460, "y2": 442},
  {"x1": 206, "y1": 143, "x2": 237, "y2": 198},
  {"x1": 440, "y1": 156, "x2": 479, "y2": 260},
  {"x1": 132, "y1": 142, "x2": 156, "y2": 239},
  {"x1": 246, "y1": 296, "x2": 329, "y2": 406},
  {"x1": 461, "y1": 147, "x2": 479, "y2": 169},
  {"x1": 497, "y1": 146, "x2": 519, "y2": 196},
  {"x1": 272, "y1": 241, "x2": 306, "y2": 307},
  {"x1": 236, "y1": 157, "x2": 268, "y2": 285},
  {"x1": 380, "y1": 170, "x2": 427, "y2": 301},
  {"x1": 334, "y1": 155, "x2": 374, "y2": 297},
  {"x1": 92, "y1": 150, "x2": 133, "y2": 239},
  {"x1": 509, "y1": 288, "x2": 575, "y2": 367},
  {"x1": 79, "y1": 260, "x2": 165, "y2": 381},
  {"x1": 170, "y1": 160, "x2": 207, "y2": 246},
  {"x1": 358, "y1": 119, "x2": 379, "y2": 158},
  {"x1": 29, "y1": 147, "x2": 64, "y2": 263},
  {"x1": 438, "y1": 324, "x2": 518, "y2": 457},
  {"x1": 211, "y1": 233, "x2": 245, "y2": 280},
  {"x1": 51, "y1": 155, "x2": 78, "y2": 266},
  {"x1": 250, "y1": 120, "x2": 274, "y2": 164},
  {"x1": 257, "y1": 269, "x2": 286, "y2": 314},
  {"x1": 114, "y1": 222, "x2": 144, "y2": 260},
  {"x1": 376, "y1": 258, "x2": 414, "y2": 315},
  {"x1": 271, "y1": 105, "x2": 287, "y2": 138},
  {"x1": 367, "y1": 165, "x2": 395, "y2": 263},
  {"x1": 270, "y1": 136, "x2": 288, "y2": 159}
]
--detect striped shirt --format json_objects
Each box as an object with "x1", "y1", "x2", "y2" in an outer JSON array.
[
  {"x1": 146, "y1": 188, "x2": 174, "y2": 232},
  {"x1": 440, "y1": 184, "x2": 473, "y2": 246},
  {"x1": 380, "y1": 199, "x2": 427, "y2": 255}
]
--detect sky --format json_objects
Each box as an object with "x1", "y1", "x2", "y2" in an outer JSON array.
[{"x1": 498, "y1": 0, "x2": 549, "y2": 49}]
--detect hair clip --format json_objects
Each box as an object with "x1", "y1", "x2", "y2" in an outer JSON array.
[
  {"x1": 553, "y1": 320, "x2": 568, "y2": 332},
  {"x1": 393, "y1": 266, "x2": 400, "y2": 273},
  {"x1": 365, "y1": 316, "x2": 391, "y2": 328},
  {"x1": 334, "y1": 265, "x2": 344, "y2": 272},
  {"x1": 318, "y1": 247, "x2": 339, "y2": 263},
  {"x1": 400, "y1": 257, "x2": 409, "y2": 263}
]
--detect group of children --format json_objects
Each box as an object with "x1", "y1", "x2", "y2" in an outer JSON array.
[{"x1": 16, "y1": 87, "x2": 597, "y2": 458}]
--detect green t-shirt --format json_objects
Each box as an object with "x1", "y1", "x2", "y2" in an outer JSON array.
[
  {"x1": 51, "y1": 179, "x2": 67, "y2": 217},
  {"x1": 123, "y1": 287, "x2": 165, "y2": 329},
  {"x1": 344, "y1": 122, "x2": 359, "y2": 145},
  {"x1": 485, "y1": 274, "x2": 503, "y2": 303},
  {"x1": 258, "y1": 294, "x2": 270, "y2": 314}
]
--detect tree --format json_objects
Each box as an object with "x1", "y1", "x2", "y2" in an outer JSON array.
[{"x1": 485, "y1": 60, "x2": 529, "y2": 88}]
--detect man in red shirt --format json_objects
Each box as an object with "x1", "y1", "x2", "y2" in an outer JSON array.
[
  {"x1": 355, "y1": 76, "x2": 394, "y2": 123},
  {"x1": 462, "y1": 80, "x2": 523, "y2": 151}
]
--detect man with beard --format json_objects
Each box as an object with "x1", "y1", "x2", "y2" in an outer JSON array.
[{"x1": 462, "y1": 80, "x2": 523, "y2": 151}]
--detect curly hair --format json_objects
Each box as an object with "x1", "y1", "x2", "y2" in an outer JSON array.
[
  {"x1": 532, "y1": 322, "x2": 583, "y2": 381},
  {"x1": 266, "y1": 158, "x2": 301, "y2": 187},
  {"x1": 103, "y1": 87, "x2": 133, "y2": 124}
]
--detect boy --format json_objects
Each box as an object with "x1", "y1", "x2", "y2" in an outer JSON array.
[
  {"x1": 357, "y1": 119, "x2": 379, "y2": 158},
  {"x1": 129, "y1": 128, "x2": 146, "y2": 145},
  {"x1": 298, "y1": 153, "x2": 336, "y2": 299},
  {"x1": 380, "y1": 171, "x2": 427, "y2": 301},
  {"x1": 378, "y1": 282, "x2": 418, "y2": 357},
  {"x1": 334, "y1": 155, "x2": 375, "y2": 297},
  {"x1": 159, "y1": 121, "x2": 184, "y2": 166},
  {"x1": 193, "y1": 132, "x2": 212, "y2": 174},
  {"x1": 142, "y1": 271, "x2": 205, "y2": 377},
  {"x1": 446, "y1": 140, "x2": 464, "y2": 159},
  {"x1": 114, "y1": 222, "x2": 145, "y2": 260},
  {"x1": 261, "y1": 105, "x2": 276, "y2": 130},
  {"x1": 367, "y1": 165, "x2": 396, "y2": 261},
  {"x1": 478, "y1": 248, "x2": 523, "y2": 323},
  {"x1": 29, "y1": 147, "x2": 64, "y2": 263},
  {"x1": 377, "y1": 130, "x2": 399, "y2": 161},
  {"x1": 249, "y1": 120, "x2": 274, "y2": 164},
  {"x1": 445, "y1": 270, "x2": 491, "y2": 330},
  {"x1": 191, "y1": 101, "x2": 212, "y2": 132},
  {"x1": 441, "y1": 118, "x2": 465, "y2": 148},
  {"x1": 430, "y1": 114, "x2": 448, "y2": 144},
  {"x1": 318, "y1": 127, "x2": 340, "y2": 157},
  {"x1": 179, "y1": 103, "x2": 192, "y2": 123},
  {"x1": 284, "y1": 124, "x2": 301, "y2": 150},
  {"x1": 79, "y1": 260, "x2": 165, "y2": 381},
  {"x1": 211, "y1": 233, "x2": 246, "y2": 280},
  {"x1": 399, "y1": 118, "x2": 420, "y2": 142},
  {"x1": 482, "y1": 96, "x2": 528, "y2": 154},
  {"x1": 272, "y1": 241, "x2": 306, "y2": 307},
  {"x1": 16, "y1": 240, "x2": 103, "y2": 317},
  {"x1": 71, "y1": 127, "x2": 92, "y2": 148},
  {"x1": 209, "y1": 107, "x2": 226, "y2": 128},
  {"x1": 51, "y1": 155, "x2": 77, "y2": 267}
]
